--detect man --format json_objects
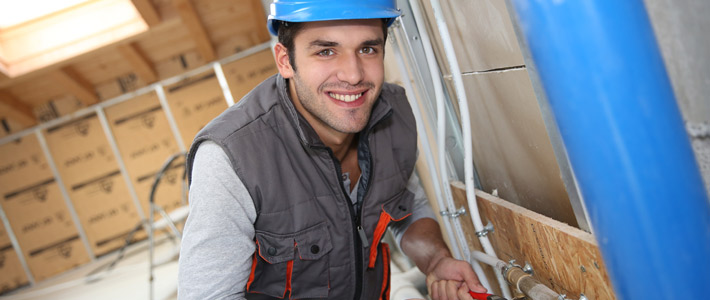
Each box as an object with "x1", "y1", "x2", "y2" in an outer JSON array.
[{"x1": 178, "y1": 0, "x2": 487, "y2": 299}]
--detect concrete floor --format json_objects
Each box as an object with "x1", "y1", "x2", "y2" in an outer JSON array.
[{"x1": 0, "y1": 237, "x2": 180, "y2": 300}]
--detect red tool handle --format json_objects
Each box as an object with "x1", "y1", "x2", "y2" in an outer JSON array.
[
  {"x1": 469, "y1": 291, "x2": 506, "y2": 300},
  {"x1": 468, "y1": 291, "x2": 493, "y2": 300}
]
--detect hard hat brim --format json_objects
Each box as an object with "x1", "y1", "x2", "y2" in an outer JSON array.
[{"x1": 267, "y1": 4, "x2": 401, "y2": 36}]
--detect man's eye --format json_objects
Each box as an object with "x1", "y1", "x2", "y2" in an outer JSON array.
[
  {"x1": 317, "y1": 49, "x2": 335, "y2": 56},
  {"x1": 360, "y1": 47, "x2": 376, "y2": 54}
]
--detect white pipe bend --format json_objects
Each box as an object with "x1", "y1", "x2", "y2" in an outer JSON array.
[
  {"x1": 422, "y1": 0, "x2": 512, "y2": 298},
  {"x1": 389, "y1": 29, "x2": 463, "y2": 261}
]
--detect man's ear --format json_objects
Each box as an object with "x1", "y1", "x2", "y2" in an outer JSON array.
[{"x1": 274, "y1": 43, "x2": 294, "y2": 78}]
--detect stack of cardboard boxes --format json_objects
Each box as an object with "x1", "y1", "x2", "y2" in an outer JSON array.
[
  {"x1": 0, "y1": 136, "x2": 90, "y2": 283},
  {"x1": 0, "y1": 49, "x2": 277, "y2": 294}
]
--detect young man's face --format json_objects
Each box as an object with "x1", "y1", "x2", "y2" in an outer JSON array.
[{"x1": 277, "y1": 19, "x2": 386, "y2": 136}]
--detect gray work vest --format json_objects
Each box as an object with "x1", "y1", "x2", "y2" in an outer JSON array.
[{"x1": 187, "y1": 74, "x2": 417, "y2": 300}]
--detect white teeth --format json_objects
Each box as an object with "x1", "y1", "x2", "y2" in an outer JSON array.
[{"x1": 329, "y1": 92, "x2": 363, "y2": 102}]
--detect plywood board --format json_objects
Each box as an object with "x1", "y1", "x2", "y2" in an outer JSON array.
[
  {"x1": 43, "y1": 115, "x2": 142, "y2": 256},
  {"x1": 135, "y1": 19, "x2": 194, "y2": 64},
  {"x1": 192, "y1": 0, "x2": 269, "y2": 46},
  {"x1": 164, "y1": 71, "x2": 227, "y2": 147},
  {"x1": 0, "y1": 220, "x2": 29, "y2": 294},
  {"x1": 222, "y1": 49, "x2": 278, "y2": 102},
  {"x1": 450, "y1": 182, "x2": 616, "y2": 299},
  {"x1": 71, "y1": 47, "x2": 134, "y2": 85},
  {"x1": 461, "y1": 69, "x2": 577, "y2": 226},
  {"x1": 104, "y1": 91, "x2": 184, "y2": 216},
  {"x1": 420, "y1": 0, "x2": 525, "y2": 74},
  {"x1": 0, "y1": 135, "x2": 90, "y2": 281}
]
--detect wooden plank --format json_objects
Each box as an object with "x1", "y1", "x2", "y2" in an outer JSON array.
[
  {"x1": 449, "y1": 181, "x2": 616, "y2": 299},
  {"x1": 131, "y1": 0, "x2": 161, "y2": 27},
  {"x1": 117, "y1": 43, "x2": 158, "y2": 83},
  {"x1": 249, "y1": 0, "x2": 270, "y2": 42},
  {"x1": 174, "y1": 0, "x2": 216, "y2": 62},
  {"x1": 134, "y1": 19, "x2": 192, "y2": 63},
  {"x1": 52, "y1": 67, "x2": 99, "y2": 106},
  {"x1": 0, "y1": 90, "x2": 36, "y2": 127}
]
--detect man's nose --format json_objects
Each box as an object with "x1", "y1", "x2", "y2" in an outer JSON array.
[{"x1": 336, "y1": 53, "x2": 364, "y2": 85}]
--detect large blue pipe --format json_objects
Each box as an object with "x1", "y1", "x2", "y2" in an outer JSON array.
[{"x1": 507, "y1": 1, "x2": 710, "y2": 299}]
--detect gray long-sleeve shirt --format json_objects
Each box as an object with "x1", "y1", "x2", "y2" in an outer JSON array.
[{"x1": 178, "y1": 141, "x2": 435, "y2": 299}]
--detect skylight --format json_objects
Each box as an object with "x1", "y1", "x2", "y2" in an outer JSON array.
[
  {"x1": 0, "y1": 0, "x2": 148, "y2": 78},
  {"x1": 0, "y1": 0, "x2": 92, "y2": 29}
]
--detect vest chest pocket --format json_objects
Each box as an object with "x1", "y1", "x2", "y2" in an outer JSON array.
[{"x1": 248, "y1": 222, "x2": 333, "y2": 299}]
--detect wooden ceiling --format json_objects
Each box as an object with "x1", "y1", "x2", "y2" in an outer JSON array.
[{"x1": 0, "y1": 0, "x2": 270, "y2": 135}]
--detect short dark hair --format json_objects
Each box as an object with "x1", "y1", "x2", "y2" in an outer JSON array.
[
  {"x1": 277, "y1": 19, "x2": 390, "y2": 72},
  {"x1": 277, "y1": 21, "x2": 306, "y2": 72}
]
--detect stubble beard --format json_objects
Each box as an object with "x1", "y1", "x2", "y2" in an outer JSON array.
[{"x1": 293, "y1": 72, "x2": 378, "y2": 134}]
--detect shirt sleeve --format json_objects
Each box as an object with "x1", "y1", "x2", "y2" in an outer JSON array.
[
  {"x1": 388, "y1": 171, "x2": 437, "y2": 247},
  {"x1": 178, "y1": 141, "x2": 256, "y2": 300}
]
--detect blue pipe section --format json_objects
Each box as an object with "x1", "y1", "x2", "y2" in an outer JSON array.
[{"x1": 507, "y1": 1, "x2": 710, "y2": 299}]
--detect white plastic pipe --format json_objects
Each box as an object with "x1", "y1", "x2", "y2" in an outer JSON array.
[
  {"x1": 424, "y1": 0, "x2": 512, "y2": 298},
  {"x1": 405, "y1": 0, "x2": 471, "y2": 267},
  {"x1": 390, "y1": 27, "x2": 463, "y2": 261},
  {"x1": 471, "y1": 250, "x2": 507, "y2": 273},
  {"x1": 407, "y1": 0, "x2": 496, "y2": 293},
  {"x1": 406, "y1": 0, "x2": 494, "y2": 292},
  {"x1": 390, "y1": 261, "x2": 427, "y2": 300},
  {"x1": 391, "y1": 22, "x2": 496, "y2": 293}
]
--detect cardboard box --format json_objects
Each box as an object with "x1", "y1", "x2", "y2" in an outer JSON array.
[
  {"x1": 33, "y1": 95, "x2": 86, "y2": 123},
  {"x1": 164, "y1": 71, "x2": 228, "y2": 148},
  {"x1": 44, "y1": 115, "x2": 118, "y2": 182},
  {"x1": 0, "y1": 136, "x2": 90, "y2": 281},
  {"x1": 222, "y1": 49, "x2": 278, "y2": 102},
  {"x1": 134, "y1": 158, "x2": 187, "y2": 215},
  {"x1": 104, "y1": 92, "x2": 185, "y2": 218},
  {"x1": 67, "y1": 170, "x2": 142, "y2": 256},
  {"x1": 44, "y1": 115, "x2": 142, "y2": 256},
  {"x1": 0, "y1": 220, "x2": 29, "y2": 295},
  {"x1": 96, "y1": 72, "x2": 149, "y2": 101},
  {"x1": 155, "y1": 51, "x2": 204, "y2": 80},
  {"x1": 0, "y1": 117, "x2": 28, "y2": 138}
]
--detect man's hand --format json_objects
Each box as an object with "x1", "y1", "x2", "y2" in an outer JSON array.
[
  {"x1": 400, "y1": 218, "x2": 487, "y2": 300},
  {"x1": 425, "y1": 256, "x2": 487, "y2": 300}
]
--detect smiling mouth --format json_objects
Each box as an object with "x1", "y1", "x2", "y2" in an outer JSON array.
[{"x1": 328, "y1": 92, "x2": 364, "y2": 103}]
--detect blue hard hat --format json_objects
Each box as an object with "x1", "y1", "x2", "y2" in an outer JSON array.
[{"x1": 267, "y1": 0, "x2": 401, "y2": 36}]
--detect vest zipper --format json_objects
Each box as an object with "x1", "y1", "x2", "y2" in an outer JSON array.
[
  {"x1": 325, "y1": 147, "x2": 364, "y2": 300},
  {"x1": 321, "y1": 109, "x2": 392, "y2": 300}
]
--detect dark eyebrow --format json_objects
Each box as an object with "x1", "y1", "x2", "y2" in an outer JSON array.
[
  {"x1": 362, "y1": 38, "x2": 385, "y2": 47},
  {"x1": 308, "y1": 39, "x2": 339, "y2": 49},
  {"x1": 307, "y1": 38, "x2": 385, "y2": 49}
]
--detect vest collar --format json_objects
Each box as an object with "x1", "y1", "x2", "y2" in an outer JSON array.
[{"x1": 276, "y1": 74, "x2": 393, "y2": 148}]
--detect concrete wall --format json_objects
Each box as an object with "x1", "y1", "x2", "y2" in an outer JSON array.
[{"x1": 645, "y1": 0, "x2": 710, "y2": 195}]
